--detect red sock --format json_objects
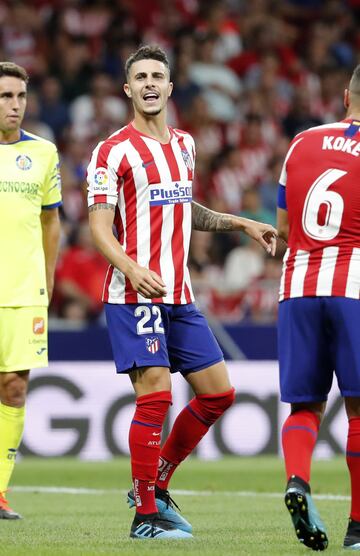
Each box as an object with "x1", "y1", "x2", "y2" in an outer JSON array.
[
  {"x1": 346, "y1": 417, "x2": 360, "y2": 522},
  {"x1": 129, "y1": 390, "x2": 172, "y2": 516},
  {"x1": 157, "y1": 388, "x2": 235, "y2": 490},
  {"x1": 282, "y1": 410, "x2": 320, "y2": 483}
]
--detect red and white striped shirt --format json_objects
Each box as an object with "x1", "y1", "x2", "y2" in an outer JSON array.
[
  {"x1": 87, "y1": 123, "x2": 195, "y2": 304},
  {"x1": 279, "y1": 119, "x2": 360, "y2": 301}
]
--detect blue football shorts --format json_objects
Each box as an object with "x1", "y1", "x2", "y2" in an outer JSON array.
[
  {"x1": 278, "y1": 296, "x2": 360, "y2": 403},
  {"x1": 105, "y1": 302, "x2": 224, "y2": 375}
]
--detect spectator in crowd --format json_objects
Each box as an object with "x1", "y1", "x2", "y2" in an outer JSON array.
[
  {"x1": 39, "y1": 76, "x2": 70, "y2": 142},
  {"x1": 282, "y1": 86, "x2": 323, "y2": 139},
  {"x1": 189, "y1": 32, "x2": 242, "y2": 122},
  {"x1": 196, "y1": 1, "x2": 242, "y2": 63},
  {"x1": 239, "y1": 188, "x2": 276, "y2": 232},
  {"x1": 211, "y1": 146, "x2": 247, "y2": 213},
  {"x1": 21, "y1": 90, "x2": 55, "y2": 142},
  {"x1": 69, "y1": 72, "x2": 127, "y2": 141},
  {"x1": 259, "y1": 155, "x2": 284, "y2": 216},
  {"x1": 55, "y1": 223, "x2": 108, "y2": 321}
]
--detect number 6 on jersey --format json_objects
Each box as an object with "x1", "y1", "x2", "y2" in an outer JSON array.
[{"x1": 302, "y1": 168, "x2": 346, "y2": 241}]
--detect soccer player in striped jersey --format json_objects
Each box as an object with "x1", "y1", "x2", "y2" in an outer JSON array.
[
  {"x1": 0, "y1": 62, "x2": 62, "y2": 519},
  {"x1": 87, "y1": 45, "x2": 277, "y2": 540},
  {"x1": 277, "y1": 64, "x2": 360, "y2": 551}
]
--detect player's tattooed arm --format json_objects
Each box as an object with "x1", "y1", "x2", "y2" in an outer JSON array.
[
  {"x1": 191, "y1": 201, "x2": 278, "y2": 255},
  {"x1": 89, "y1": 203, "x2": 115, "y2": 212},
  {"x1": 191, "y1": 201, "x2": 234, "y2": 231}
]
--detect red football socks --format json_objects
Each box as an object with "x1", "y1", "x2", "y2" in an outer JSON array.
[
  {"x1": 346, "y1": 417, "x2": 360, "y2": 521},
  {"x1": 282, "y1": 410, "x2": 320, "y2": 483},
  {"x1": 129, "y1": 390, "x2": 172, "y2": 516},
  {"x1": 157, "y1": 388, "x2": 235, "y2": 490}
]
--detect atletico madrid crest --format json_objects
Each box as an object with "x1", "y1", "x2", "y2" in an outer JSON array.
[
  {"x1": 181, "y1": 149, "x2": 193, "y2": 170},
  {"x1": 146, "y1": 337, "x2": 160, "y2": 354}
]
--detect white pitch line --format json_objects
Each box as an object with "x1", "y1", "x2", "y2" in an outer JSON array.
[{"x1": 11, "y1": 486, "x2": 350, "y2": 501}]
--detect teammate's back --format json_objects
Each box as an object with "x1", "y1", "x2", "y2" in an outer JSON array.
[
  {"x1": 277, "y1": 63, "x2": 360, "y2": 552},
  {"x1": 279, "y1": 119, "x2": 360, "y2": 300}
]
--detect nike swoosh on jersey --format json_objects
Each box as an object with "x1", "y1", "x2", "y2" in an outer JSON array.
[{"x1": 142, "y1": 160, "x2": 155, "y2": 168}]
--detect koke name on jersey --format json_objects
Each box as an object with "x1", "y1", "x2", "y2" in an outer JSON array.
[{"x1": 322, "y1": 135, "x2": 360, "y2": 157}]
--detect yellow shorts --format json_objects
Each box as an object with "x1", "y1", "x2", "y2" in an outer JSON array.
[{"x1": 0, "y1": 307, "x2": 48, "y2": 372}]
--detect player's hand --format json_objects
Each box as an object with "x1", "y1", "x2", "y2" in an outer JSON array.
[
  {"x1": 127, "y1": 264, "x2": 167, "y2": 298},
  {"x1": 242, "y1": 219, "x2": 278, "y2": 256}
]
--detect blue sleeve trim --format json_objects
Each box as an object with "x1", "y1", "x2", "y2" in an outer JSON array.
[
  {"x1": 41, "y1": 201, "x2": 62, "y2": 210},
  {"x1": 20, "y1": 130, "x2": 37, "y2": 141},
  {"x1": 277, "y1": 184, "x2": 287, "y2": 210}
]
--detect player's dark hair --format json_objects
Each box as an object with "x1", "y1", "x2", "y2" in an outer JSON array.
[
  {"x1": 349, "y1": 64, "x2": 360, "y2": 95},
  {"x1": 0, "y1": 62, "x2": 29, "y2": 83},
  {"x1": 125, "y1": 45, "x2": 170, "y2": 78}
]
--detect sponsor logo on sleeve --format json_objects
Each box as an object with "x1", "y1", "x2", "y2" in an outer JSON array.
[
  {"x1": 93, "y1": 167, "x2": 110, "y2": 192},
  {"x1": 33, "y1": 317, "x2": 45, "y2": 335}
]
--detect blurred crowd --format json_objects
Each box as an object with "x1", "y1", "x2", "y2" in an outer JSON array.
[{"x1": 2, "y1": 0, "x2": 359, "y2": 324}]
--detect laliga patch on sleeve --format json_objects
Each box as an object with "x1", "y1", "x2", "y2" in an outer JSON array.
[{"x1": 93, "y1": 167, "x2": 111, "y2": 192}]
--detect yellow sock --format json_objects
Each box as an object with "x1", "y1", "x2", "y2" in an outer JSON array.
[{"x1": 0, "y1": 403, "x2": 25, "y2": 492}]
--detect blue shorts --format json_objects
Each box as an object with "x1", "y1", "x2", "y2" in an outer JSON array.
[
  {"x1": 105, "y1": 302, "x2": 224, "y2": 375},
  {"x1": 278, "y1": 297, "x2": 360, "y2": 403}
]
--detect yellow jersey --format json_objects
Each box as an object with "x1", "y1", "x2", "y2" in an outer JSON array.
[{"x1": 0, "y1": 130, "x2": 62, "y2": 307}]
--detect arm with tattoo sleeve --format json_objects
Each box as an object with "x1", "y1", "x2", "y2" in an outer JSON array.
[
  {"x1": 191, "y1": 201, "x2": 278, "y2": 254},
  {"x1": 192, "y1": 201, "x2": 237, "y2": 231}
]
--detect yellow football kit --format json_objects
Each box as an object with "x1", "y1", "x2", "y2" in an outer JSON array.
[{"x1": 0, "y1": 129, "x2": 62, "y2": 372}]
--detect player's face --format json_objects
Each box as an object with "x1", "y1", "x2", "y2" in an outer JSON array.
[
  {"x1": 124, "y1": 59, "x2": 173, "y2": 117},
  {"x1": 0, "y1": 76, "x2": 27, "y2": 133}
]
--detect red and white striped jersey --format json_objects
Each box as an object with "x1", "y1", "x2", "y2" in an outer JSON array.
[
  {"x1": 279, "y1": 118, "x2": 360, "y2": 301},
  {"x1": 87, "y1": 123, "x2": 196, "y2": 304}
]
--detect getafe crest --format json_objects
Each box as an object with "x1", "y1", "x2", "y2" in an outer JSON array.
[{"x1": 16, "y1": 154, "x2": 32, "y2": 170}]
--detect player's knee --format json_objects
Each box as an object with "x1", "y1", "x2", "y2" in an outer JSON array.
[
  {"x1": 195, "y1": 387, "x2": 235, "y2": 424},
  {"x1": 0, "y1": 373, "x2": 28, "y2": 407},
  {"x1": 291, "y1": 403, "x2": 325, "y2": 424},
  {"x1": 132, "y1": 366, "x2": 171, "y2": 395},
  {"x1": 1, "y1": 387, "x2": 26, "y2": 407},
  {"x1": 345, "y1": 397, "x2": 360, "y2": 419}
]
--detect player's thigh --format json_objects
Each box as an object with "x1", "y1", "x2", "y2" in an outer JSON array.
[
  {"x1": 104, "y1": 303, "x2": 171, "y2": 374},
  {"x1": 327, "y1": 298, "x2": 360, "y2": 397},
  {"x1": 167, "y1": 303, "x2": 224, "y2": 377},
  {"x1": 278, "y1": 298, "x2": 333, "y2": 403},
  {"x1": 0, "y1": 306, "x2": 48, "y2": 373},
  {"x1": 185, "y1": 360, "x2": 232, "y2": 395}
]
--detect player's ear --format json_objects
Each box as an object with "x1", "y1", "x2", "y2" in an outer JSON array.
[
  {"x1": 124, "y1": 83, "x2": 132, "y2": 98},
  {"x1": 168, "y1": 81, "x2": 173, "y2": 98},
  {"x1": 344, "y1": 89, "x2": 350, "y2": 109}
]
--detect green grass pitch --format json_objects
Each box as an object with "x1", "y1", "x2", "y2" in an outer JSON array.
[{"x1": 1, "y1": 456, "x2": 352, "y2": 555}]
